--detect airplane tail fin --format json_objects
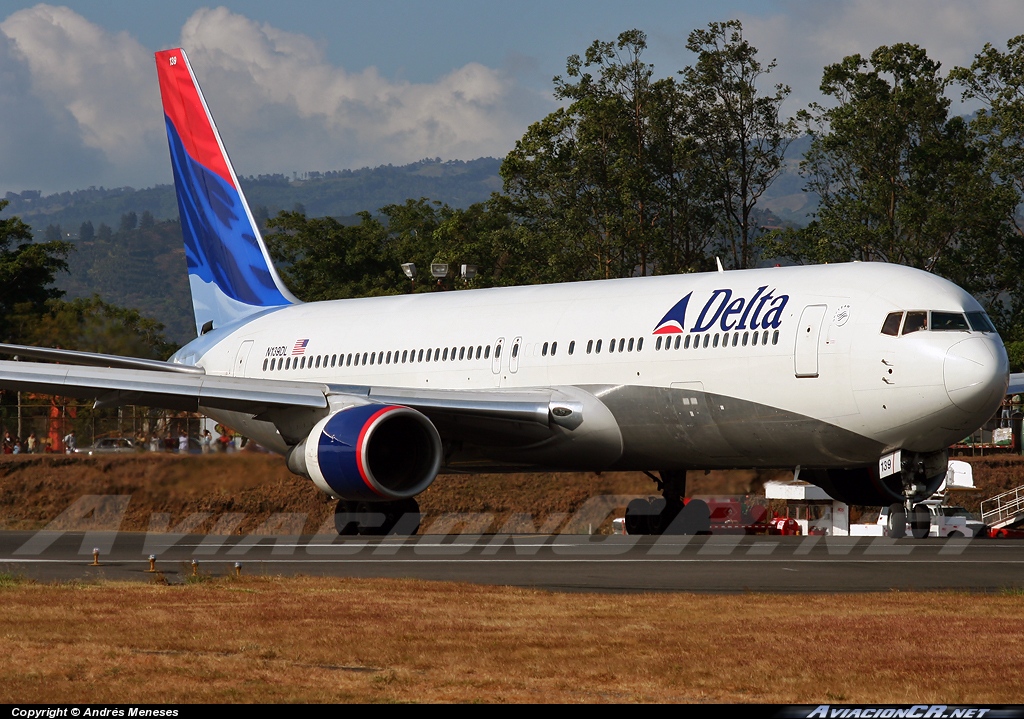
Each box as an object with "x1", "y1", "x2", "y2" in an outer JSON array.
[{"x1": 155, "y1": 48, "x2": 299, "y2": 337}]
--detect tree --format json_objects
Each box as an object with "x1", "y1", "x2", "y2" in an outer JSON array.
[
  {"x1": 681, "y1": 20, "x2": 796, "y2": 269},
  {"x1": 21, "y1": 296, "x2": 174, "y2": 359},
  {"x1": 264, "y1": 210, "x2": 398, "y2": 301},
  {"x1": 0, "y1": 200, "x2": 71, "y2": 342},
  {"x1": 951, "y1": 36, "x2": 1024, "y2": 354},
  {"x1": 770, "y1": 44, "x2": 1014, "y2": 316},
  {"x1": 78, "y1": 221, "x2": 94, "y2": 244},
  {"x1": 502, "y1": 29, "x2": 718, "y2": 281},
  {"x1": 952, "y1": 36, "x2": 1024, "y2": 234}
]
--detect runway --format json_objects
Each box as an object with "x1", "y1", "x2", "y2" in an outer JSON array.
[{"x1": 2, "y1": 531, "x2": 1024, "y2": 592}]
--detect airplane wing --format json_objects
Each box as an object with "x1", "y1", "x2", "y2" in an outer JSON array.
[
  {"x1": 0, "y1": 358, "x2": 565, "y2": 431},
  {"x1": 0, "y1": 342, "x2": 204, "y2": 374}
]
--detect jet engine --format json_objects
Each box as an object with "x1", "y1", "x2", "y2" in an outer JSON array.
[{"x1": 287, "y1": 403, "x2": 442, "y2": 501}]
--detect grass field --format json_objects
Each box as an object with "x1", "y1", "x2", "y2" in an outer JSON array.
[
  {"x1": 2, "y1": 454, "x2": 1024, "y2": 703},
  {"x1": 0, "y1": 574, "x2": 1022, "y2": 703}
]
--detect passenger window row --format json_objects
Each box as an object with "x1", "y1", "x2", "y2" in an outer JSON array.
[
  {"x1": 653, "y1": 330, "x2": 779, "y2": 350},
  {"x1": 262, "y1": 344, "x2": 492, "y2": 372},
  {"x1": 583, "y1": 337, "x2": 645, "y2": 354}
]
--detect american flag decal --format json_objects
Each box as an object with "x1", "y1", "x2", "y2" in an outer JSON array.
[{"x1": 292, "y1": 339, "x2": 309, "y2": 355}]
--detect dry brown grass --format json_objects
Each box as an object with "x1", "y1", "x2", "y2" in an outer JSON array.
[{"x1": 0, "y1": 574, "x2": 1021, "y2": 703}]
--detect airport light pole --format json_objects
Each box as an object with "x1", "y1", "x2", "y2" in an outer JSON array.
[
  {"x1": 430, "y1": 263, "x2": 449, "y2": 290},
  {"x1": 401, "y1": 263, "x2": 416, "y2": 293}
]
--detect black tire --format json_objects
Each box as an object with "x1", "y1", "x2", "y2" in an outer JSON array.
[
  {"x1": 625, "y1": 498, "x2": 651, "y2": 535},
  {"x1": 887, "y1": 503, "x2": 907, "y2": 538},
  {"x1": 910, "y1": 503, "x2": 930, "y2": 539},
  {"x1": 387, "y1": 498, "x2": 422, "y2": 536},
  {"x1": 334, "y1": 500, "x2": 359, "y2": 536}
]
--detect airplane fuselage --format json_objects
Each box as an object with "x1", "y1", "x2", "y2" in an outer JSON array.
[{"x1": 173, "y1": 261, "x2": 1008, "y2": 474}]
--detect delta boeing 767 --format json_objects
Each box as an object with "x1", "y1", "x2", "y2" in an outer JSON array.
[{"x1": 0, "y1": 49, "x2": 1009, "y2": 536}]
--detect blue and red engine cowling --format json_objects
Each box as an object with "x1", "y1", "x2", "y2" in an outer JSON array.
[{"x1": 287, "y1": 404, "x2": 443, "y2": 501}]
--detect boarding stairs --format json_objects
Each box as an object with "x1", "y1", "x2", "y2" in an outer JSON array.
[{"x1": 980, "y1": 485, "x2": 1024, "y2": 529}]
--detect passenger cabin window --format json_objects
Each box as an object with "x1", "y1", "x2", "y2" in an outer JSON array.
[
  {"x1": 568, "y1": 341, "x2": 575, "y2": 355},
  {"x1": 902, "y1": 311, "x2": 928, "y2": 335}
]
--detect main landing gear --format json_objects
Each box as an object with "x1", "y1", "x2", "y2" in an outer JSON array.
[
  {"x1": 335, "y1": 498, "x2": 421, "y2": 536},
  {"x1": 624, "y1": 470, "x2": 711, "y2": 536},
  {"x1": 886, "y1": 501, "x2": 933, "y2": 539}
]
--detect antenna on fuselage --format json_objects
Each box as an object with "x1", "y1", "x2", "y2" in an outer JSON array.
[{"x1": 716, "y1": 258, "x2": 724, "y2": 273}]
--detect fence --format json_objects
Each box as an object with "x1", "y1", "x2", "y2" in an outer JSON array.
[{"x1": 0, "y1": 396, "x2": 208, "y2": 453}]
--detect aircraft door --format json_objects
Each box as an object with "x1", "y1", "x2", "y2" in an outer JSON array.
[
  {"x1": 509, "y1": 336, "x2": 522, "y2": 374},
  {"x1": 491, "y1": 337, "x2": 504, "y2": 374},
  {"x1": 794, "y1": 305, "x2": 827, "y2": 378},
  {"x1": 233, "y1": 340, "x2": 254, "y2": 377}
]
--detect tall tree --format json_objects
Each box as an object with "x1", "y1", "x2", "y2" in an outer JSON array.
[
  {"x1": 264, "y1": 210, "x2": 398, "y2": 301},
  {"x1": 681, "y1": 20, "x2": 796, "y2": 269},
  {"x1": 951, "y1": 35, "x2": 1024, "y2": 350},
  {"x1": 772, "y1": 44, "x2": 1014, "y2": 315},
  {"x1": 21, "y1": 296, "x2": 174, "y2": 359},
  {"x1": 502, "y1": 29, "x2": 718, "y2": 281},
  {"x1": 952, "y1": 35, "x2": 1024, "y2": 233},
  {"x1": 0, "y1": 200, "x2": 70, "y2": 343}
]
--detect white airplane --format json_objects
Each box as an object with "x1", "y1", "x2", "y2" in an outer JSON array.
[{"x1": 0, "y1": 49, "x2": 1010, "y2": 536}]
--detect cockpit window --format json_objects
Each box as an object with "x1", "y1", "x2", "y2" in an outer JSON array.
[
  {"x1": 966, "y1": 311, "x2": 997, "y2": 333},
  {"x1": 931, "y1": 312, "x2": 970, "y2": 331},
  {"x1": 902, "y1": 311, "x2": 928, "y2": 335},
  {"x1": 881, "y1": 312, "x2": 903, "y2": 336}
]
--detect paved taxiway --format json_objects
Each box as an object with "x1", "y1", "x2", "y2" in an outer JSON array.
[{"x1": 1, "y1": 531, "x2": 1024, "y2": 592}]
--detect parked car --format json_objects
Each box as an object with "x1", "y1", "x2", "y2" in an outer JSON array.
[{"x1": 74, "y1": 437, "x2": 136, "y2": 455}]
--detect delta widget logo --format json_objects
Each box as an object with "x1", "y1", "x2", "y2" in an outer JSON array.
[{"x1": 653, "y1": 286, "x2": 790, "y2": 334}]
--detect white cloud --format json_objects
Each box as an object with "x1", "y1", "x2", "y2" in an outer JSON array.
[
  {"x1": 0, "y1": 4, "x2": 551, "y2": 193},
  {"x1": 0, "y1": 3, "x2": 161, "y2": 176},
  {"x1": 178, "y1": 7, "x2": 545, "y2": 176},
  {"x1": 738, "y1": 0, "x2": 1024, "y2": 117}
]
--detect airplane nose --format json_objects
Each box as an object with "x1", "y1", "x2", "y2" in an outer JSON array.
[{"x1": 944, "y1": 337, "x2": 1008, "y2": 414}]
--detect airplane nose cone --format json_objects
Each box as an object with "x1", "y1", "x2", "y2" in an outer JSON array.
[{"x1": 944, "y1": 337, "x2": 1008, "y2": 414}]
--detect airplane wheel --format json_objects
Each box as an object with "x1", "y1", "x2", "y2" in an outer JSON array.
[
  {"x1": 355, "y1": 501, "x2": 387, "y2": 536},
  {"x1": 387, "y1": 498, "x2": 421, "y2": 536},
  {"x1": 625, "y1": 498, "x2": 650, "y2": 535},
  {"x1": 334, "y1": 500, "x2": 359, "y2": 535},
  {"x1": 658, "y1": 498, "x2": 709, "y2": 535},
  {"x1": 647, "y1": 497, "x2": 667, "y2": 534},
  {"x1": 887, "y1": 503, "x2": 906, "y2": 538},
  {"x1": 910, "y1": 503, "x2": 931, "y2": 539}
]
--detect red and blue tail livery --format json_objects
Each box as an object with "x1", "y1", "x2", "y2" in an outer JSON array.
[{"x1": 155, "y1": 49, "x2": 298, "y2": 336}]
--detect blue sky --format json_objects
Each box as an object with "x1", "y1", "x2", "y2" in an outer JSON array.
[{"x1": 0, "y1": 1, "x2": 1021, "y2": 194}]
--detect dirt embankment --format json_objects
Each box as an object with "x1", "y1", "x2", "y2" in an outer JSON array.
[{"x1": 0, "y1": 452, "x2": 1020, "y2": 534}]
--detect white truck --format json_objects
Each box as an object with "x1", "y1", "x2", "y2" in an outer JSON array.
[{"x1": 877, "y1": 500, "x2": 983, "y2": 538}]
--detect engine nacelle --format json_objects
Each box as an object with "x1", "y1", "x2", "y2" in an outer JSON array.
[{"x1": 288, "y1": 404, "x2": 442, "y2": 501}]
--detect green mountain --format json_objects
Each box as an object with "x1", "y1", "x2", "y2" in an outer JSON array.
[{"x1": 5, "y1": 157, "x2": 503, "y2": 236}]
